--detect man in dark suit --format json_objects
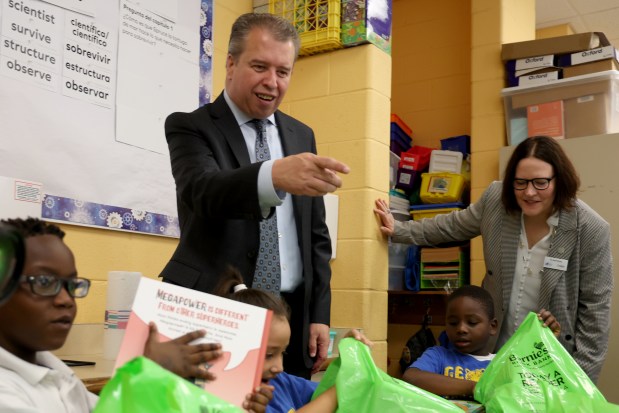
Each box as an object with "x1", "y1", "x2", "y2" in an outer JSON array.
[{"x1": 160, "y1": 13, "x2": 349, "y2": 378}]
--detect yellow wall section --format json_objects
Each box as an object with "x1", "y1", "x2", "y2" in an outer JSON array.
[
  {"x1": 284, "y1": 43, "x2": 393, "y2": 370},
  {"x1": 388, "y1": 0, "x2": 472, "y2": 377},
  {"x1": 391, "y1": 0, "x2": 471, "y2": 150}
]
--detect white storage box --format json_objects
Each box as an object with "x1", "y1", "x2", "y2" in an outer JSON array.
[
  {"x1": 429, "y1": 150, "x2": 463, "y2": 174},
  {"x1": 502, "y1": 70, "x2": 619, "y2": 144}
]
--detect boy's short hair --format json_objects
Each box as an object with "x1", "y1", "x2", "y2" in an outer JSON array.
[
  {"x1": 1, "y1": 217, "x2": 64, "y2": 239},
  {"x1": 448, "y1": 285, "x2": 495, "y2": 319}
]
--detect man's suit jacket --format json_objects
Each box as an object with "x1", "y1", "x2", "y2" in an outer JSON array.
[
  {"x1": 160, "y1": 94, "x2": 332, "y2": 366},
  {"x1": 392, "y1": 181, "x2": 613, "y2": 381}
]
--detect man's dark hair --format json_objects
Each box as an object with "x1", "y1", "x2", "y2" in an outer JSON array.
[
  {"x1": 502, "y1": 136, "x2": 580, "y2": 214},
  {"x1": 448, "y1": 285, "x2": 495, "y2": 319},
  {"x1": 0, "y1": 217, "x2": 64, "y2": 240},
  {"x1": 228, "y1": 13, "x2": 301, "y2": 61}
]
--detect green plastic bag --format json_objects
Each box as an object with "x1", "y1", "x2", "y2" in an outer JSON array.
[
  {"x1": 313, "y1": 338, "x2": 464, "y2": 412},
  {"x1": 92, "y1": 356, "x2": 243, "y2": 413},
  {"x1": 475, "y1": 312, "x2": 608, "y2": 412}
]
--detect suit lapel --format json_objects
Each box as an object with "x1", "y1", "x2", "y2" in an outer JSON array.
[
  {"x1": 210, "y1": 94, "x2": 252, "y2": 166},
  {"x1": 501, "y1": 212, "x2": 521, "y2": 310},
  {"x1": 275, "y1": 111, "x2": 304, "y2": 156},
  {"x1": 538, "y1": 208, "x2": 578, "y2": 308}
]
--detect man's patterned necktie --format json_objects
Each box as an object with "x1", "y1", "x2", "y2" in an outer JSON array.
[{"x1": 250, "y1": 118, "x2": 281, "y2": 294}]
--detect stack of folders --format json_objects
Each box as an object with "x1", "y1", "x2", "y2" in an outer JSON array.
[{"x1": 420, "y1": 246, "x2": 464, "y2": 289}]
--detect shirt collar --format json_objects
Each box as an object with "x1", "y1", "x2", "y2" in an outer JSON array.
[
  {"x1": 0, "y1": 345, "x2": 74, "y2": 386},
  {"x1": 223, "y1": 90, "x2": 275, "y2": 126}
]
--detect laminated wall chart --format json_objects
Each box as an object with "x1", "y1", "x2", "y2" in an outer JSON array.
[{"x1": 0, "y1": 0, "x2": 213, "y2": 236}]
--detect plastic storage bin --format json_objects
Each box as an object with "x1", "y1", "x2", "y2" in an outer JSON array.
[
  {"x1": 429, "y1": 150, "x2": 463, "y2": 174},
  {"x1": 270, "y1": 0, "x2": 342, "y2": 56},
  {"x1": 389, "y1": 151, "x2": 400, "y2": 188},
  {"x1": 440, "y1": 135, "x2": 470, "y2": 156},
  {"x1": 419, "y1": 172, "x2": 466, "y2": 204},
  {"x1": 409, "y1": 202, "x2": 465, "y2": 221},
  {"x1": 502, "y1": 70, "x2": 619, "y2": 144},
  {"x1": 390, "y1": 122, "x2": 412, "y2": 156}
]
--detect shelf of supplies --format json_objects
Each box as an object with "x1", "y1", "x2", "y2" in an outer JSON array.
[{"x1": 387, "y1": 290, "x2": 448, "y2": 325}]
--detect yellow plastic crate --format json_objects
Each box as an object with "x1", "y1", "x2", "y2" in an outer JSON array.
[
  {"x1": 409, "y1": 203, "x2": 465, "y2": 221},
  {"x1": 270, "y1": 0, "x2": 342, "y2": 56},
  {"x1": 420, "y1": 172, "x2": 466, "y2": 204}
]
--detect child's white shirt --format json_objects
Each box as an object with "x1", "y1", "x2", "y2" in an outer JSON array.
[{"x1": 0, "y1": 345, "x2": 98, "y2": 413}]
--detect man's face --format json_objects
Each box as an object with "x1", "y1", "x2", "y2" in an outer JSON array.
[
  {"x1": 225, "y1": 27, "x2": 295, "y2": 119},
  {"x1": 0, "y1": 234, "x2": 77, "y2": 362}
]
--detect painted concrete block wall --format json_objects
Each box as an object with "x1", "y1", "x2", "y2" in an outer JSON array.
[
  {"x1": 387, "y1": 0, "x2": 472, "y2": 377},
  {"x1": 470, "y1": 0, "x2": 534, "y2": 285},
  {"x1": 390, "y1": 0, "x2": 471, "y2": 150},
  {"x1": 284, "y1": 44, "x2": 393, "y2": 370}
]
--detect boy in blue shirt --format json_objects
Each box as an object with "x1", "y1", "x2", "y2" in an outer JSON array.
[{"x1": 403, "y1": 285, "x2": 560, "y2": 398}]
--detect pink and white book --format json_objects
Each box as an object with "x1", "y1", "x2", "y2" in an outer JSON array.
[{"x1": 114, "y1": 277, "x2": 272, "y2": 408}]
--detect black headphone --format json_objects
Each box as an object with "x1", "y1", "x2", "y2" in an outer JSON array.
[{"x1": 0, "y1": 224, "x2": 24, "y2": 305}]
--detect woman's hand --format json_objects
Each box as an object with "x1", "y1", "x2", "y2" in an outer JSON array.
[
  {"x1": 143, "y1": 322, "x2": 222, "y2": 381},
  {"x1": 374, "y1": 198, "x2": 395, "y2": 236},
  {"x1": 538, "y1": 309, "x2": 561, "y2": 337}
]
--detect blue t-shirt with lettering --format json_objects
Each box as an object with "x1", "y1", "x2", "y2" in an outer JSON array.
[
  {"x1": 410, "y1": 345, "x2": 494, "y2": 382},
  {"x1": 267, "y1": 371, "x2": 319, "y2": 413}
]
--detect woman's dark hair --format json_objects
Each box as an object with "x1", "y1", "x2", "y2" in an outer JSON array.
[
  {"x1": 448, "y1": 285, "x2": 495, "y2": 320},
  {"x1": 213, "y1": 266, "x2": 290, "y2": 320},
  {"x1": 502, "y1": 136, "x2": 580, "y2": 214}
]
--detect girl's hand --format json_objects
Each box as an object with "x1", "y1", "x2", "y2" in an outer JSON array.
[
  {"x1": 243, "y1": 383, "x2": 274, "y2": 413},
  {"x1": 374, "y1": 198, "x2": 395, "y2": 236}
]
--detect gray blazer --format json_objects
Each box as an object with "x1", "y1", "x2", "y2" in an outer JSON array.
[{"x1": 392, "y1": 181, "x2": 613, "y2": 381}]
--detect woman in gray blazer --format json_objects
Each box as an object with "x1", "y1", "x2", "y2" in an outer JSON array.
[{"x1": 375, "y1": 136, "x2": 613, "y2": 382}]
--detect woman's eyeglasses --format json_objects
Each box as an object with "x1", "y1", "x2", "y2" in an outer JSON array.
[
  {"x1": 20, "y1": 275, "x2": 91, "y2": 298},
  {"x1": 513, "y1": 177, "x2": 554, "y2": 191}
]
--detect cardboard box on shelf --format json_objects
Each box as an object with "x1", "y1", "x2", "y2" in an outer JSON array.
[
  {"x1": 509, "y1": 69, "x2": 561, "y2": 87},
  {"x1": 564, "y1": 93, "x2": 612, "y2": 138},
  {"x1": 563, "y1": 58, "x2": 619, "y2": 78},
  {"x1": 503, "y1": 70, "x2": 619, "y2": 141},
  {"x1": 558, "y1": 45, "x2": 618, "y2": 67},
  {"x1": 506, "y1": 54, "x2": 556, "y2": 72},
  {"x1": 501, "y1": 32, "x2": 610, "y2": 61}
]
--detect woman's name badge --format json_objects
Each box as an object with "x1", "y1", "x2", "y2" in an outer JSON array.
[{"x1": 544, "y1": 257, "x2": 568, "y2": 271}]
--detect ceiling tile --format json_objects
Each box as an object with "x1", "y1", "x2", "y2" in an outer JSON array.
[
  {"x1": 567, "y1": 0, "x2": 619, "y2": 15},
  {"x1": 536, "y1": 0, "x2": 578, "y2": 24},
  {"x1": 581, "y1": 9, "x2": 619, "y2": 41}
]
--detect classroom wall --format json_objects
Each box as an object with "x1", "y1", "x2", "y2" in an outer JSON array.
[
  {"x1": 66, "y1": 0, "x2": 254, "y2": 325},
  {"x1": 390, "y1": 0, "x2": 472, "y2": 150}
]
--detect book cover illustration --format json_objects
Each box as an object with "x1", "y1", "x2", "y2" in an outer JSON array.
[{"x1": 114, "y1": 277, "x2": 273, "y2": 408}]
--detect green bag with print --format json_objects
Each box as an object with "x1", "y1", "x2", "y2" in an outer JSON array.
[
  {"x1": 475, "y1": 312, "x2": 612, "y2": 412},
  {"x1": 313, "y1": 338, "x2": 465, "y2": 412},
  {"x1": 93, "y1": 356, "x2": 242, "y2": 413}
]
